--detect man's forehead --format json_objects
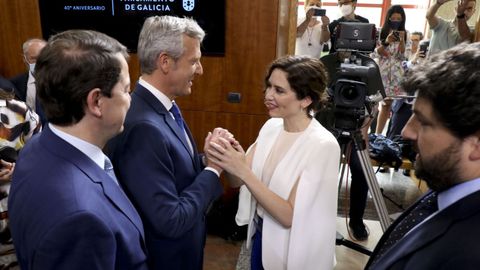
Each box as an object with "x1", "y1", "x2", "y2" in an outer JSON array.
[{"x1": 413, "y1": 97, "x2": 435, "y2": 119}]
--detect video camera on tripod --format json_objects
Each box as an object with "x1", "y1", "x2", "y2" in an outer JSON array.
[
  {"x1": 318, "y1": 22, "x2": 392, "y2": 234},
  {"x1": 319, "y1": 22, "x2": 386, "y2": 134}
]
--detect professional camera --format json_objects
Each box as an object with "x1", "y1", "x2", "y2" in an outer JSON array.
[{"x1": 317, "y1": 22, "x2": 385, "y2": 133}]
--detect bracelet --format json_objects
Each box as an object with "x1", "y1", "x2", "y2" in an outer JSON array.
[{"x1": 457, "y1": 13, "x2": 466, "y2": 19}]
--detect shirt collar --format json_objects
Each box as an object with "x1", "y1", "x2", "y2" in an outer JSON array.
[
  {"x1": 138, "y1": 78, "x2": 173, "y2": 111},
  {"x1": 438, "y1": 177, "x2": 480, "y2": 211},
  {"x1": 49, "y1": 123, "x2": 106, "y2": 169}
]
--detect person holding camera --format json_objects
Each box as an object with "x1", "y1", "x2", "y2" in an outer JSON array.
[
  {"x1": 295, "y1": 0, "x2": 330, "y2": 58},
  {"x1": 385, "y1": 31, "x2": 425, "y2": 142},
  {"x1": 328, "y1": 0, "x2": 369, "y2": 54},
  {"x1": 426, "y1": 0, "x2": 476, "y2": 57},
  {"x1": 373, "y1": 5, "x2": 410, "y2": 136}
]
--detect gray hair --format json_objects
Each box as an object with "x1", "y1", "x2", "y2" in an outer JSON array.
[
  {"x1": 22, "y1": 38, "x2": 47, "y2": 55},
  {"x1": 138, "y1": 15, "x2": 205, "y2": 74}
]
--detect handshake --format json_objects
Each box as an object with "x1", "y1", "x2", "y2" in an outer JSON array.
[{"x1": 203, "y1": 128, "x2": 248, "y2": 181}]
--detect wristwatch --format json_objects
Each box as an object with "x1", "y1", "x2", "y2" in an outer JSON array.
[{"x1": 457, "y1": 13, "x2": 466, "y2": 19}]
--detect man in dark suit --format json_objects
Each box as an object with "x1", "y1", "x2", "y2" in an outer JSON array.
[
  {"x1": 366, "y1": 42, "x2": 480, "y2": 269},
  {"x1": 8, "y1": 30, "x2": 148, "y2": 270},
  {"x1": 107, "y1": 16, "x2": 229, "y2": 270},
  {"x1": 10, "y1": 38, "x2": 47, "y2": 124}
]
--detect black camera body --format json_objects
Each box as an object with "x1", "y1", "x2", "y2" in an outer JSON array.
[
  {"x1": 318, "y1": 22, "x2": 385, "y2": 133},
  {"x1": 419, "y1": 40, "x2": 430, "y2": 56},
  {"x1": 313, "y1": 8, "x2": 326, "y2": 17},
  {"x1": 392, "y1": 30, "x2": 400, "y2": 41}
]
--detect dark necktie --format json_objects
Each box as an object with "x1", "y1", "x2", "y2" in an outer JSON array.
[
  {"x1": 170, "y1": 102, "x2": 185, "y2": 131},
  {"x1": 104, "y1": 157, "x2": 119, "y2": 186},
  {"x1": 372, "y1": 191, "x2": 438, "y2": 265}
]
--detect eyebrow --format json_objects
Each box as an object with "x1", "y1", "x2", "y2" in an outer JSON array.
[{"x1": 412, "y1": 108, "x2": 434, "y2": 125}]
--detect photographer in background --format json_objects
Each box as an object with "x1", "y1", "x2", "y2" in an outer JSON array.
[
  {"x1": 372, "y1": 5, "x2": 410, "y2": 136},
  {"x1": 426, "y1": 0, "x2": 476, "y2": 57},
  {"x1": 326, "y1": 0, "x2": 372, "y2": 241},
  {"x1": 386, "y1": 32, "x2": 426, "y2": 141},
  {"x1": 404, "y1": 32, "x2": 426, "y2": 68},
  {"x1": 295, "y1": 0, "x2": 331, "y2": 58},
  {"x1": 329, "y1": 0, "x2": 369, "y2": 54}
]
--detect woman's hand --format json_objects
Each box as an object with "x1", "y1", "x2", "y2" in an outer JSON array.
[
  {"x1": 0, "y1": 160, "x2": 14, "y2": 182},
  {"x1": 207, "y1": 137, "x2": 249, "y2": 180},
  {"x1": 386, "y1": 31, "x2": 397, "y2": 44}
]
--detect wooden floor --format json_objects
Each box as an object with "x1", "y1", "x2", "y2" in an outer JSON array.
[
  {"x1": 203, "y1": 168, "x2": 426, "y2": 270},
  {"x1": 203, "y1": 218, "x2": 383, "y2": 270}
]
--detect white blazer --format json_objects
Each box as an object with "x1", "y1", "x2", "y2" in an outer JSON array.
[{"x1": 236, "y1": 118, "x2": 340, "y2": 270}]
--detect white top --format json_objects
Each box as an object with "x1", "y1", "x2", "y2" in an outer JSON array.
[
  {"x1": 26, "y1": 72, "x2": 36, "y2": 111},
  {"x1": 236, "y1": 118, "x2": 340, "y2": 270},
  {"x1": 295, "y1": 14, "x2": 327, "y2": 58}
]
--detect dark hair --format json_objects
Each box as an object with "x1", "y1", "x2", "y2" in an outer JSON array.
[
  {"x1": 264, "y1": 56, "x2": 328, "y2": 117},
  {"x1": 411, "y1": 31, "x2": 424, "y2": 40},
  {"x1": 402, "y1": 42, "x2": 480, "y2": 139},
  {"x1": 35, "y1": 30, "x2": 128, "y2": 126},
  {"x1": 380, "y1": 5, "x2": 406, "y2": 42}
]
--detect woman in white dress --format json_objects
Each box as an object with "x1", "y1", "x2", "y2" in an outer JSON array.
[{"x1": 208, "y1": 56, "x2": 340, "y2": 270}]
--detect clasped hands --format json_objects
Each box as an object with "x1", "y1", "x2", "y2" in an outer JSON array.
[{"x1": 203, "y1": 128, "x2": 248, "y2": 179}]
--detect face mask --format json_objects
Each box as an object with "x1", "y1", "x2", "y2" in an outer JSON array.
[
  {"x1": 340, "y1": 4, "x2": 353, "y2": 17},
  {"x1": 389, "y1": 20, "x2": 402, "y2": 30},
  {"x1": 28, "y1": 63, "x2": 35, "y2": 74}
]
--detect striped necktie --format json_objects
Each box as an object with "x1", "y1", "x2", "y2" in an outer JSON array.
[{"x1": 104, "y1": 157, "x2": 119, "y2": 186}]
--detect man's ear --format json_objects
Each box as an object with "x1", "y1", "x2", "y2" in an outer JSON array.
[
  {"x1": 468, "y1": 133, "x2": 480, "y2": 161},
  {"x1": 86, "y1": 88, "x2": 103, "y2": 118},
  {"x1": 157, "y1": 52, "x2": 171, "y2": 74}
]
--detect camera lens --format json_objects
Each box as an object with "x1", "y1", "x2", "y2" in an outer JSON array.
[{"x1": 340, "y1": 85, "x2": 359, "y2": 101}]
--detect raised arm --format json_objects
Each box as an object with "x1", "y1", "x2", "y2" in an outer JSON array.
[
  {"x1": 320, "y1": 15, "x2": 331, "y2": 43},
  {"x1": 456, "y1": 0, "x2": 474, "y2": 41},
  {"x1": 297, "y1": 8, "x2": 315, "y2": 37},
  {"x1": 427, "y1": 0, "x2": 451, "y2": 29}
]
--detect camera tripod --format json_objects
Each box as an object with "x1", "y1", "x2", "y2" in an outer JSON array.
[{"x1": 336, "y1": 129, "x2": 391, "y2": 255}]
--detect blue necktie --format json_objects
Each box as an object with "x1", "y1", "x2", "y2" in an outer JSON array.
[
  {"x1": 170, "y1": 102, "x2": 185, "y2": 131},
  {"x1": 104, "y1": 157, "x2": 119, "y2": 186}
]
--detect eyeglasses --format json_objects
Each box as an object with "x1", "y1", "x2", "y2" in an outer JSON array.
[{"x1": 338, "y1": 0, "x2": 353, "y2": 6}]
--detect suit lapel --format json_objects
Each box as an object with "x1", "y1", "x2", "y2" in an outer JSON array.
[
  {"x1": 375, "y1": 190, "x2": 480, "y2": 269},
  {"x1": 40, "y1": 126, "x2": 145, "y2": 239},
  {"x1": 134, "y1": 85, "x2": 195, "y2": 160}
]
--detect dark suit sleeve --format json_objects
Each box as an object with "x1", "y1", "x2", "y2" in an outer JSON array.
[
  {"x1": 115, "y1": 122, "x2": 222, "y2": 238},
  {"x1": 8, "y1": 74, "x2": 26, "y2": 100},
  {"x1": 34, "y1": 212, "x2": 116, "y2": 270}
]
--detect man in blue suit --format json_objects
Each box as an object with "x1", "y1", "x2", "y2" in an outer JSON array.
[
  {"x1": 8, "y1": 30, "x2": 148, "y2": 270},
  {"x1": 107, "y1": 16, "x2": 228, "y2": 269},
  {"x1": 366, "y1": 42, "x2": 480, "y2": 269}
]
